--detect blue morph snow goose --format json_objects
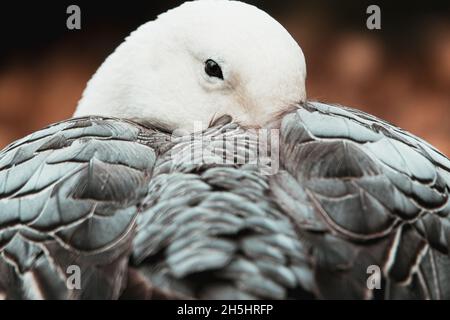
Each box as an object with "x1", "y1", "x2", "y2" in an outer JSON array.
[{"x1": 0, "y1": 0, "x2": 449, "y2": 300}]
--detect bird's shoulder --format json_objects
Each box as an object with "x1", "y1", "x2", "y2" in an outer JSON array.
[{"x1": 273, "y1": 101, "x2": 450, "y2": 299}]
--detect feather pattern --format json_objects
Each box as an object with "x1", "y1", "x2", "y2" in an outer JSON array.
[{"x1": 0, "y1": 102, "x2": 449, "y2": 299}]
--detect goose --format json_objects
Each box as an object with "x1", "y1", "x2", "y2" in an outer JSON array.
[{"x1": 0, "y1": 0, "x2": 449, "y2": 300}]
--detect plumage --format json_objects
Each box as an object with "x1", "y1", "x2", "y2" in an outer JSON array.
[
  {"x1": 0, "y1": 102, "x2": 449, "y2": 299},
  {"x1": 1, "y1": 0, "x2": 449, "y2": 300}
]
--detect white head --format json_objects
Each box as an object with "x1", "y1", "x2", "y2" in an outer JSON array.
[{"x1": 74, "y1": 0, "x2": 307, "y2": 132}]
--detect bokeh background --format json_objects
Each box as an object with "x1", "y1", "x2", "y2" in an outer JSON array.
[{"x1": 0, "y1": 0, "x2": 449, "y2": 154}]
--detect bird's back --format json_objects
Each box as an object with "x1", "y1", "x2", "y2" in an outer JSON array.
[{"x1": 0, "y1": 102, "x2": 449, "y2": 299}]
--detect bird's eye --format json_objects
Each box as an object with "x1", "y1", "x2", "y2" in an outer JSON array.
[{"x1": 204, "y1": 59, "x2": 224, "y2": 80}]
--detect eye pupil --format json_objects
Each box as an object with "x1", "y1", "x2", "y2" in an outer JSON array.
[{"x1": 205, "y1": 59, "x2": 224, "y2": 80}]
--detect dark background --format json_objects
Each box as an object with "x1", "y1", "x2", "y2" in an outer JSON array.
[{"x1": 0, "y1": 0, "x2": 449, "y2": 154}]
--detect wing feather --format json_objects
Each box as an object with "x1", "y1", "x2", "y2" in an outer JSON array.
[{"x1": 0, "y1": 117, "x2": 158, "y2": 299}]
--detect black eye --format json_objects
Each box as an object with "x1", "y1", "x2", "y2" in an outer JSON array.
[{"x1": 204, "y1": 59, "x2": 224, "y2": 80}]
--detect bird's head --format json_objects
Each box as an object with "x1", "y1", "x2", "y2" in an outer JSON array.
[{"x1": 74, "y1": 0, "x2": 307, "y2": 132}]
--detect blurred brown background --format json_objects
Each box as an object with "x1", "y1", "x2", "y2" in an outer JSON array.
[{"x1": 0, "y1": 1, "x2": 449, "y2": 154}]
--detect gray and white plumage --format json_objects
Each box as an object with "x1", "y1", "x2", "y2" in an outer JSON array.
[
  {"x1": 1, "y1": 101, "x2": 449, "y2": 300},
  {"x1": 1, "y1": 0, "x2": 449, "y2": 300}
]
